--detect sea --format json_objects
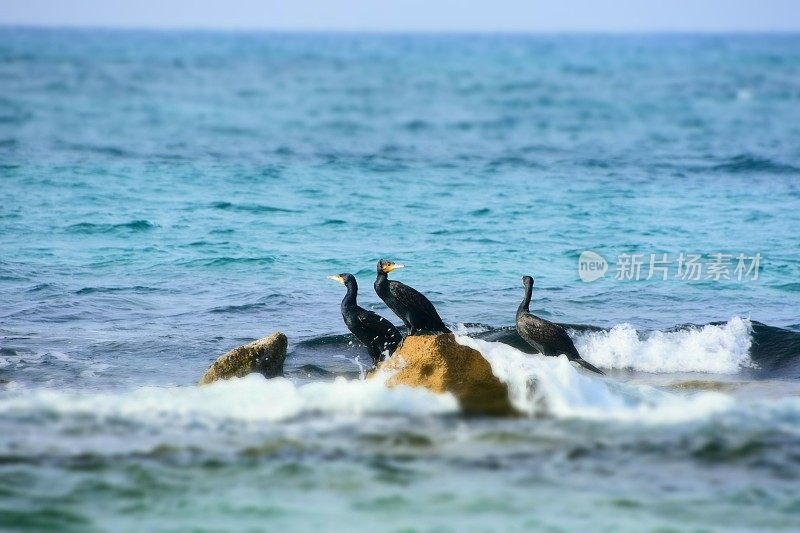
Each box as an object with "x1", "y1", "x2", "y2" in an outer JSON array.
[{"x1": 1, "y1": 28, "x2": 800, "y2": 531}]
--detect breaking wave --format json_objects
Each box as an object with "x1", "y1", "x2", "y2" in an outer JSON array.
[
  {"x1": 456, "y1": 335, "x2": 737, "y2": 422},
  {"x1": 572, "y1": 317, "x2": 754, "y2": 374},
  {"x1": 0, "y1": 373, "x2": 456, "y2": 427}
]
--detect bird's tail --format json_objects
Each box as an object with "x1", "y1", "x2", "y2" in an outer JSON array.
[{"x1": 572, "y1": 357, "x2": 605, "y2": 375}]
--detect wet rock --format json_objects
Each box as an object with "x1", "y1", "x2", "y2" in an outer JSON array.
[
  {"x1": 376, "y1": 334, "x2": 516, "y2": 416},
  {"x1": 198, "y1": 332, "x2": 288, "y2": 385}
]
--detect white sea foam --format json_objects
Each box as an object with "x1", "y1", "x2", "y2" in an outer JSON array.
[
  {"x1": 456, "y1": 335, "x2": 735, "y2": 423},
  {"x1": 0, "y1": 318, "x2": 764, "y2": 440},
  {"x1": 571, "y1": 317, "x2": 754, "y2": 374},
  {"x1": 453, "y1": 322, "x2": 492, "y2": 335},
  {"x1": 0, "y1": 373, "x2": 458, "y2": 426}
]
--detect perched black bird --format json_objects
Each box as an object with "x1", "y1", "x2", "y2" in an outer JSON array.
[
  {"x1": 328, "y1": 273, "x2": 402, "y2": 364},
  {"x1": 516, "y1": 275, "x2": 604, "y2": 375},
  {"x1": 374, "y1": 259, "x2": 450, "y2": 335}
]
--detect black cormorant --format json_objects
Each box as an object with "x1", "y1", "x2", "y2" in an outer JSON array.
[
  {"x1": 516, "y1": 275, "x2": 604, "y2": 375},
  {"x1": 329, "y1": 273, "x2": 402, "y2": 364},
  {"x1": 374, "y1": 259, "x2": 450, "y2": 335}
]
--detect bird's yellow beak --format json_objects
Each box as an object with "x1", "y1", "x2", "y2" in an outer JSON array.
[
  {"x1": 327, "y1": 275, "x2": 345, "y2": 284},
  {"x1": 385, "y1": 263, "x2": 404, "y2": 272}
]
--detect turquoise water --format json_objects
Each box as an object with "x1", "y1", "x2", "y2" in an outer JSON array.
[{"x1": 2, "y1": 28, "x2": 800, "y2": 531}]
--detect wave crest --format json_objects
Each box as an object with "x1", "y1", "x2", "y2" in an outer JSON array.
[
  {"x1": 456, "y1": 335, "x2": 736, "y2": 422},
  {"x1": 572, "y1": 317, "x2": 754, "y2": 374},
  {"x1": 0, "y1": 374, "x2": 457, "y2": 427}
]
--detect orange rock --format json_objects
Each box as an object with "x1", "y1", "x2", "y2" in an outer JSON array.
[{"x1": 377, "y1": 334, "x2": 516, "y2": 416}]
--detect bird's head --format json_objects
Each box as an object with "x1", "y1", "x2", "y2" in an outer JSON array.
[
  {"x1": 377, "y1": 259, "x2": 404, "y2": 274},
  {"x1": 328, "y1": 273, "x2": 355, "y2": 286},
  {"x1": 522, "y1": 275, "x2": 534, "y2": 287}
]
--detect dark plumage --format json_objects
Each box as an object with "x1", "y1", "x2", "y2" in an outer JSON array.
[
  {"x1": 374, "y1": 259, "x2": 450, "y2": 335},
  {"x1": 329, "y1": 273, "x2": 402, "y2": 364},
  {"x1": 516, "y1": 275, "x2": 604, "y2": 375}
]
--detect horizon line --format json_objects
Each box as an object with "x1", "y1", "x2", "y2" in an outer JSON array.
[{"x1": 2, "y1": 23, "x2": 800, "y2": 36}]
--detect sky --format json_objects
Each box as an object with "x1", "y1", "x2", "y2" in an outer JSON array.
[{"x1": 2, "y1": 0, "x2": 799, "y2": 32}]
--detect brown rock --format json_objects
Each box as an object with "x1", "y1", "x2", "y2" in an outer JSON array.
[
  {"x1": 376, "y1": 333, "x2": 516, "y2": 416},
  {"x1": 198, "y1": 332, "x2": 288, "y2": 385}
]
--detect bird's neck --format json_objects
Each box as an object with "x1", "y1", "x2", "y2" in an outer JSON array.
[
  {"x1": 517, "y1": 284, "x2": 532, "y2": 317},
  {"x1": 342, "y1": 281, "x2": 358, "y2": 308},
  {"x1": 374, "y1": 272, "x2": 388, "y2": 294}
]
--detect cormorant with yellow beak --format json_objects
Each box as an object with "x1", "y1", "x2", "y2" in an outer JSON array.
[
  {"x1": 374, "y1": 259, "x2": 450, "y2": 335},
  {"x1": 328, "y1": 273, "x2": 402, "y2": 364}
]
